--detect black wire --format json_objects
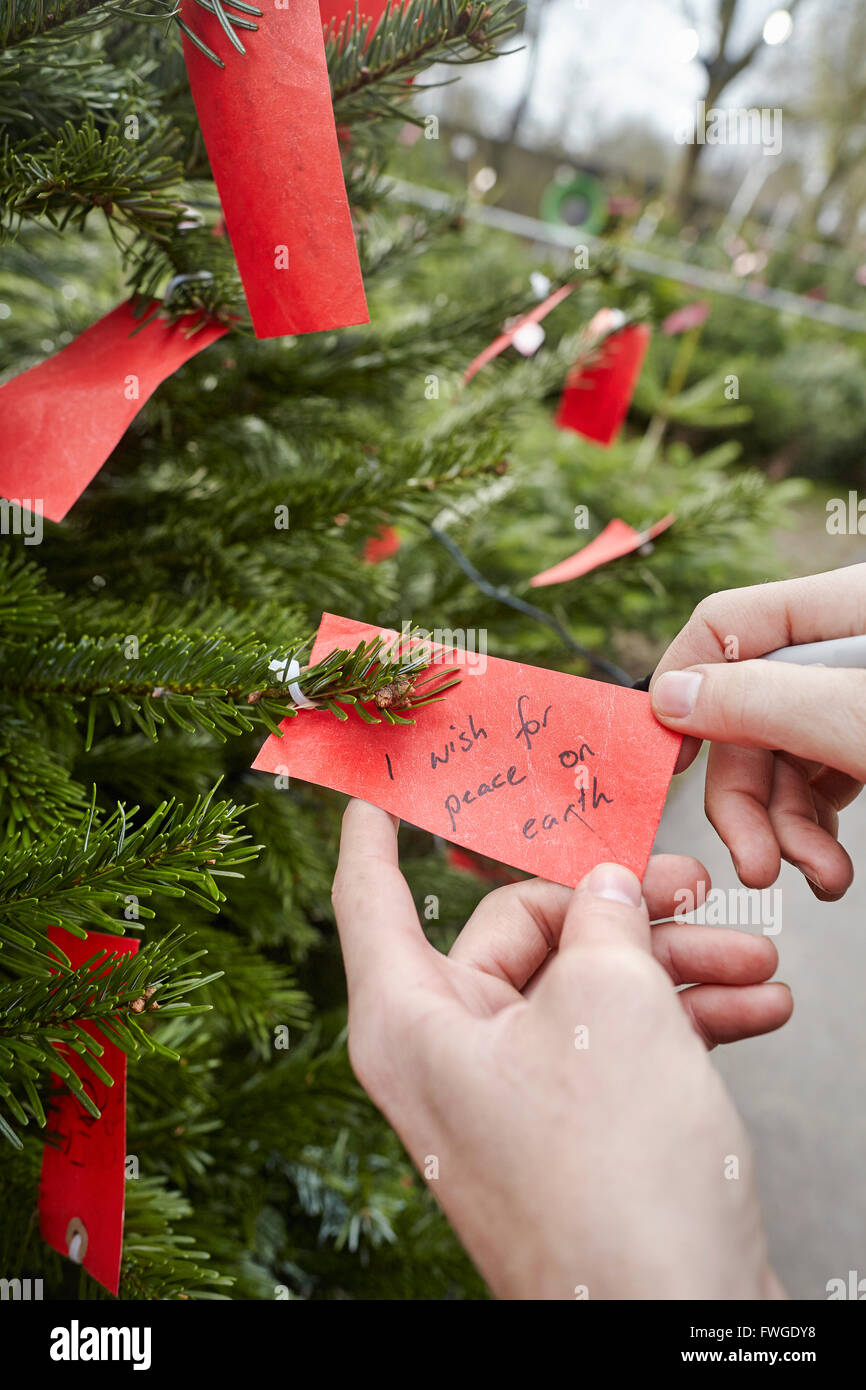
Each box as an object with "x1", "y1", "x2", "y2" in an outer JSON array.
[{"x1": 427, "y1": 523, "x2": 634, "y2": 687}]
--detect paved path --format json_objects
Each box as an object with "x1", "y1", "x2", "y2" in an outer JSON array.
[{"x1": 657, "y1": 756, "x2": 866, "y2": 1300}]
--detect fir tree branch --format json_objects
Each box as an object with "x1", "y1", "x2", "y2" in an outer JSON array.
[
  {"x1": 1, "y1": 0, "x2": 112, "y2": 47},
  {"x1": 0, "y1": 550, "x2": 60, "y2": 637},
  {"x1": 1, "y1": 627, "x2": 460, "y2": 742},
  {"x1": 0, "y1": 927, "x2": 223, "y2": 1146},
  {"x1": 0, "y1": 788, "x2": 256, "y2": 957},
  {"x1": 0, "y1": 114, "x2": 184, "y2": 245},
  {"x1": 119, "y1": 1176, "x2": 234, "y2": 1299},
  {"x1": 0, "y1": 0, "x2": 180, "y2": 48},
  {"x1": 329, "y1": 0, "x2": 518, "y2": 124}
]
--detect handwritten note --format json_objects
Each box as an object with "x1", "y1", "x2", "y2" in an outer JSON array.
[
  {"x1": 39, "y1": 927, "x2": 139, "y2": 1296},
  {"x1": 252, "y1": 614, "x2": 681, "y2": 886}
]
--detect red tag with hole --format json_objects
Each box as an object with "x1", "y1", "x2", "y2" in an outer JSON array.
[
  {"x1": 0, "y1": 301, "x2": 226, "y2": 522},
  {"x1": 181, "y1": 2, "x2": 368, "y2": 338},
  {"x1": 39, "y1": 927, "x2": 140, "y2": 1296},
  {"x1": 252, "y1": 613, "x2": 681, "y2": 886}
]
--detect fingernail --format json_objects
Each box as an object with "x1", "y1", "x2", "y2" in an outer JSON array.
[
  {"x1": 652, "y1": 670, "x2": 703, "y2": 718},
  {"x1": 792, "y1": 862, "x2": 825, "y2": 890},
  {"x1": 582, "y1": 862, "x2": 642, "y2": 907}
]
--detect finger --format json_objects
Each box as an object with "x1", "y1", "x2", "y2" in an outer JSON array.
[
  {"x1": 704, "y1": 743, "x2": 781, "y2": 888},
  {"x1": 559, "y1": 862, "x2": 650, "y2": 955},
  {"x1": 451, "y1": 859, "x2": 714, "y2": 993},
  {"x1": 809, "y1": 764, "x2": 863, "y2": 813},
  {"x1": 678, "y1": 981, "x2": 793, "y2": 1049},
  {"x1": 650, "y1": 922, "x2": 778, "y2": 987},
  {"x1": 642, "y1": 854, "x2": 710, "y2": 921},
  {"x1": 651, "y1": 567, "x2": 866, "y2": 680},
  {"x1": 768, "y1": 755, "x2": 854, "y2": 898},
  {"x1": 651, "y1": 661, "x2": 866, "y2": 784},
  {"x1": 448, "y1": 879, "x2": 572, "y2": 989},
  {"x1": 331, "y1": 799, "x2": 437, "y2": 1006},
  {"x1": 673, "y1": 734, "x2": 703, "y2": 775}
]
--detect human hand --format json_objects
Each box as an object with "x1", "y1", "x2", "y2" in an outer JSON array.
[
  {"x1": 650, "y1": 567, "x2": 866, "y2": 900},
  {"x1": 331, "y1": 799, "x2": 790, "y2": 1299}
]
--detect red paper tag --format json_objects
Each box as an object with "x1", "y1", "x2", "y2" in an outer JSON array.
[
  {"x1": 252, "y1": 614, "x2": 681, "y2": 886},
  {"x1": 363, "y1": 524, "x2": 401, "y2": 563},
  {"x1": 39, "y1": 927, "x2": 140, "y2": 1296},
  {"x1": 464, "y1": 284, "x2": 573, "y2": 383},
  {"x1": 530, "y1": 514, "x2": 675, "y2": 587},
  {"x1": 320, "y1": 0, "x2": 391, "y2": 34},
  {"x1": 0, "y1": 300, "x2": 227, "y2": 523},
  {"x1": 446, "y1": 844, "x2": 522, "y2": 886},
  {"x1": 181, "y1": 3, "x2": 368, "y2": 339},
  {"x1": 555, "y1": 322, "x2": 650, "y2": 445}
]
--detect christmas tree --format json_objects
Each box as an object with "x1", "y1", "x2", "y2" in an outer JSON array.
[{"x1": 0, "y1": 0, "x2": 797, "y2": 1299}]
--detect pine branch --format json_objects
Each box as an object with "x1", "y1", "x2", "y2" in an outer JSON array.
[
  {"x1": 1, "y1": 0, "x2": 111, "y2": 47},
  {"x1": 120, "y1": 1175, "x2": 233, "y2": 1299},
  {"x1": 1, "y1": 627, "x2": 460, "y2": 742},
  {"x1": 0, "y1": 927, "x2": 222, "y2": 1147},
  {"x1": 0, "y1": 114, "x2": 184, "y2": 245},
  {"x1": 329, "y1": 0, "x2": 518, "y2": 124},
  {"x1": 0, "y1": 735, "x2": 89, "y2": 853},
  {"x1": 0, "y1": 0, "x2": 175, "y2": 48},
  {"x1": 0, "y1": 550, "x2": 60, "y2": 637},
  {"x1": 0, "y1": 787, "x2": 256, "y2": 958}
]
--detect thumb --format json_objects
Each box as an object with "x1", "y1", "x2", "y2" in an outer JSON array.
[
  {"x1": 651, "y1": 661, "x2": 866, "y2": 781},
  {"x1": 559, "y1": 862, "x2": 651, "y2": 955}
]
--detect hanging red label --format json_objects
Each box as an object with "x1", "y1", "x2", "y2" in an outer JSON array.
[
  {"x1": 530, "y1": 514, "x2": 675, "y2": 586},
  {"x1": 556, "y1": 321, "x2": 651, "y2": 445},
  {"x1": 0, "y1": 300, "x2": 227, "y2": 522},
  {"x1": 180, "y1": 2, "x2": 369, "y2": 339},
  {"x1": 252, "y1": 613, "x2": 681, "y2": 886},
  {"x1": 464, "y1": 284, "x2": 573, "y2": 383},
  {"x1": 39, "y1": 927, "x2": 140, "y2": 1296}
]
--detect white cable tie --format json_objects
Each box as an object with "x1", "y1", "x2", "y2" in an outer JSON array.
[{"x1": 277, "y1": 656, "x2": 318, "y2": 710}]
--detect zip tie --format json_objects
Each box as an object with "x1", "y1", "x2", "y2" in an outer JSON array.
[{"x1": 270, "y1": 656, "x2": 318, "y2": 709}]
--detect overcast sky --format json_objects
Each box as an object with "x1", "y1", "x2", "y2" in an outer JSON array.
[{"x1": 435, "y1": 0, "x2": 823, "y2": 159}]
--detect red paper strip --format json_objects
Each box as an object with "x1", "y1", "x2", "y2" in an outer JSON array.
[
  {"x1": 39, "y1": 927, "x2": 140, "y2": 1296},
  {"x1": 320, "y1": 0, "x2": 391, "y2": 34},
  {"x1": 363, "y1": 524, "x2": 401, "y2": 563},
  {"x1": 555, "y1": 322, "x2": 651, "y2": 445},
  {"x1": 0, "y1": 300, "x2": 226, "y2": 523},
  {"x1": 530, "y1": 513, "x2": 675, "y2": 587},
  {"x1": 662, "y1": 300, "x2": 710, "y2": 335},
  {"x1": 181, "y1": 3, "x2": 368, "y2": 339},
  {"x1": 446, "y1": 844, "x2": 522, "y2": 885},
  {"x1": 253, "y1": 613, "x2": 681, "y2": 886},
  {"x1": 463, "y1": 284, "x2": 573, "y2": 383}
]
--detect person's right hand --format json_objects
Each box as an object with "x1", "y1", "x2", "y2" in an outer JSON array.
[{"x1": 649, "y1": 566, "x2": 866, "y2": 900}]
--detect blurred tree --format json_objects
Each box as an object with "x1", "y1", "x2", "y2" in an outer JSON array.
[
  {"x1": 787, "y1": 0, "x2": 866, "y2": 241},
  {"x1": 669, "y1": 0, "x2": 805, "y2": 219}
]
